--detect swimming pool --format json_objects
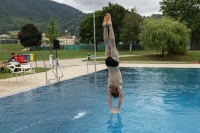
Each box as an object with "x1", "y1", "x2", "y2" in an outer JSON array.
[{"x1": 0, "y1": 67, "x2": 200, "y2": 133}]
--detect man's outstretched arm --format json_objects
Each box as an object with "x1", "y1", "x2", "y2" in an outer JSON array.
[
  {"x1": 116, "y1": 90, "x2": 123, "y2": 112},
  {"x1": 108, "y1": 91, "x2": 114, "y2": 113}
]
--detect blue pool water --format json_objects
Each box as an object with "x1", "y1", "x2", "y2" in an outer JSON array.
[{"x1": 1, "y1": 67, "x2": 200, "y2": 133}]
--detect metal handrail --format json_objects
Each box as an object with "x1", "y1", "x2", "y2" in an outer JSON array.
[
  {"x1": 46, "y1": 64, "x2": 57, "y2": 84},
  {"x1": 46, "y1": 58, "x2": 64, "y2": 84},
  {"x1": 57, "y1": 58, "x2": 64, "y2": 81}
]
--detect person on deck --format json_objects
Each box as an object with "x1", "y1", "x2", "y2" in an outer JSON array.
[
  {"x1": 16, "y1": 53, "x2": 28, "y2": 64},
  {"x1": 8, "y1": 53, "x2": 17, "y2": 63}
]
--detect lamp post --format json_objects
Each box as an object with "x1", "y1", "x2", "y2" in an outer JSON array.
[{"x1": 93, "y1": 0, "x2": 96, "y2": 73}]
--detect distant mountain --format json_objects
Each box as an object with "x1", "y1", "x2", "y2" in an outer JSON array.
[{"x1": 0, "y1": 0, "x2": 89, "y2": 36}]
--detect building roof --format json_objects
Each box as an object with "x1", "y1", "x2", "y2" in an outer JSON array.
[
  {"x1": 58, "y1": 35, "x2": 73, "y2": 39},
  {"x1": 0, "y1": 34, "x2": 10, "y2": 38}
]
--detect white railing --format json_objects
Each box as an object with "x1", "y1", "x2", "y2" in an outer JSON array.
[{"x1": 46, "y1": 58, "x2": 64, "y2": 84}]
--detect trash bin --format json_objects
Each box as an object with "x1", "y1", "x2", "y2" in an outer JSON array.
[
  {"x1": 26, "y1": 54, "x2": 30, "y2": 61},
  {"x1": 29, "y1": 54, "x2": 34, "y2": 62}
]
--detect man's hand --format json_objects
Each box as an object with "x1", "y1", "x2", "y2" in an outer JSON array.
[{"x1": 110, "y1": 109, "x2": 119, "y2": 114}]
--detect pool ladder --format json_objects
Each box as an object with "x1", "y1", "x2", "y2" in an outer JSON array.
[
  {"x1": 46, "y1": 58, "x2": 64, "y2": 84},
  {"x1": 35, "y1": 55, "x2": 64, "y2": 84}
]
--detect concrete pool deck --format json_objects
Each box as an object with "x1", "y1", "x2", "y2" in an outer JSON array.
[{"x1": 0, "y1": 58, "x2": 200, "y2": 98}]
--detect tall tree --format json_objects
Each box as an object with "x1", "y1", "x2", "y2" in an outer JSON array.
[
  {"x1": 46, "y1": 19, "x2": 62, "y2": 54},
  {"x1": 18, "y1": 24, "x2": 42, "y2": 51},
  {"x1": 160, "y1": 0, "x2": 200, "y2": 49},
  {"x1": 79, "y1": 3, "x2": 128, "y2": 47},
  {"x1": 120, "y1": 8, "x2": 141, "y2": 53},
  {"x1": 79, "y1": 14, "x2": 94, "y2": 44},
  {"x1": 139, "y1": 17, "x2": 191, "y2": 56},
  {"x1": 102, "y1": 3, "x2": 128, "y2": 44},
  {"x1": 46, "y1": 19, "x2": 59, "y2": 45}
]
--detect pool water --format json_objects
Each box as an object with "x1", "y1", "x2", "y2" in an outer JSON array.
[{"x1": 1, "y1": 68, "x2": 200, "y2": 133}]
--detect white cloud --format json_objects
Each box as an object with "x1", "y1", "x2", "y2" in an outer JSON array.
[{"x1": 53, "y1": 0, "x2": 162, "y2": 16}]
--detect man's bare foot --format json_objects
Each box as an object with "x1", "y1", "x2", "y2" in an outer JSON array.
[
  {"x1": 102, "y1": 13, "x2": 109, "y2": 26},
  {"x1": 107, "y1": 13, "x2": 112, "y2": 25}
]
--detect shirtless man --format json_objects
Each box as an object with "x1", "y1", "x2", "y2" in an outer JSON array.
[{"x1": 103, "y1": 13, "x2": 123, "y2": 114}]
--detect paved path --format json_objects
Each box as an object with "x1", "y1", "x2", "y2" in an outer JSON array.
[{"x1": 0, "y1": 57, "x2": 200, "y2": 98}]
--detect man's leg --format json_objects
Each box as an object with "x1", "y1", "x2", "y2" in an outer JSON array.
[
  {"x1": 103, "y1": 16, "x2": 111, "y2": 58},
  {"x1": 107, "y1": 16, "x2": 119, "y2": 62}
]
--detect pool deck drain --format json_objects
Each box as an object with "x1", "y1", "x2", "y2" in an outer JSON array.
[{"x1": 0, "y1": 58, "x2": 200, "y2": 98}]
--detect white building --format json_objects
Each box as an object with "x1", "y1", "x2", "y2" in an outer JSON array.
[
  {"x1": 42, "y1": 34, "x2": 75, "y2": 45},
  {"x1": 57, "y1": 35, "x2": 74, "y2": 45},
  {"x1": 0, "y1": 34, "x2": 10, "y2": 38}
]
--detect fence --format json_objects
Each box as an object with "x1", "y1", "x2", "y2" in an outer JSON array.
[
  {"x1": 32, "y1": 43, "x2": 144, "y2": 51},
  {"x1": 0, "y1": 39, "x2": 18, "y2": 44}
]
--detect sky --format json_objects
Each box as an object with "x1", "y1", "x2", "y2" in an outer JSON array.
[{"x1": 53, "y1": 0, "x2": 162, "y2": 16}]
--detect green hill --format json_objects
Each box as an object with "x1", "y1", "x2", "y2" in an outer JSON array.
[{"x1": 0, "y1": 0, "x2": 89, "y2": 36}]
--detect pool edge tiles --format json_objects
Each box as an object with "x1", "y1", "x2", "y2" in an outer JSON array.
[{"x1": 120, "y1": 63, "x2": 200, "y2": 68}]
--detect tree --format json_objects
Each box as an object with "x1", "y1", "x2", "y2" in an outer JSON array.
[
  {"x1": 18, "y1": 24, "x2": 42, "y2": 51},
  {"x1": 160, "y1": 0, "x2": 200, "y2": 49},
  {"x1": 79, "y1": 14, "x2": 94, "y2": 44},
  {"x1": 79, "y1": 3, "x2": 128, "y2": 47},
  {"x1": 46, "y1": 19, "x2": 59, "y2": 45},
  {"x1": 46, "y1": 19, "x2": 65, "y2": 54},
  {"x1": 120, "y1": 8, "x2": 141, "y2": 53},
  {"x1": 139, "y1": 17, "x2": 191, "y2": 56}
]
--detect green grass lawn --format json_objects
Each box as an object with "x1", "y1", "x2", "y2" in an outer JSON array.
[
  {"x1": 1, "y1": 43, "x2": 24, "y2": 51},
  {"x1": 0, "y1": 43, "x2": 200, "y2": 79},
  {"x1": 0, "y1": 43, "x2": 155, "y2": 60},
  {"x1": 121, "y1": 52, "x2": 200, "y2": 63},
  {"x1": 96, "y1": 52, "x2": 200, "y2": 64},
  {"x1": 1, "y1": 43, "x2": 200, "y2": 62},
  {"x1": 0, "y1": 67, "x2": 48, "y2": 79}
]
